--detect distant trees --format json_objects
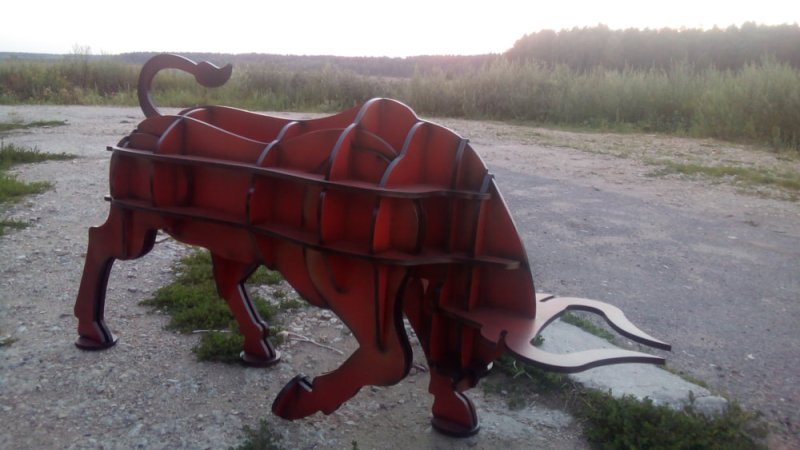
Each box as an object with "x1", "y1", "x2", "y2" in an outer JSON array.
[
  {"x1": 4, "y1": 24, "x2": 800, "y2": 148},
  {"x1": 116, "y1": 52, "x2": 496, "y2": 79},
  {"x1": 506, "y1": 23, "x2": 800, "y2": 70},
  {"x1": 112, "y1": 24, "x2": 800, "y2": 76}
]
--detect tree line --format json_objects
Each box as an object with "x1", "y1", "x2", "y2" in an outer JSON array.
[{"x1": 507, "y1": 23, "x2": 800, "y2": 71}]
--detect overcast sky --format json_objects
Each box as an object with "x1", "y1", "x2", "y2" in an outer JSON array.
[{"x1": 2, "y1": 0, "x2": 797, "y2": 57}]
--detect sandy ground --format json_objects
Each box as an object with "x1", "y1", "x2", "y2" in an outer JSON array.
[{"x1": 1, "y1": 105, "x2": 798, "y2": 448}]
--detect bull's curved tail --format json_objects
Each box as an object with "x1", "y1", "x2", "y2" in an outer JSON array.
[{"x1": 137, "y1": 53, "x2": 233, "y2": 118}]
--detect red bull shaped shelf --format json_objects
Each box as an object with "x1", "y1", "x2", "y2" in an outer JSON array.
[{"x1": 74, "y1": 54, "x2": 670, "y2": 437}]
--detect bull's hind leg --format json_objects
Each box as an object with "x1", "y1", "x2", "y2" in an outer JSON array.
[
  {"x1": 74, "y1": 207, "x2": 157, "y2": 349},
  {"x1": 211, "y1": 255, "x2": 280, "y2": 366}
]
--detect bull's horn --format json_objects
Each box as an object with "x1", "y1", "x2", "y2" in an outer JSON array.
[
  {"x1": 440, "y1": 294, "x2": 670, "y2": 374},
  {"x1": 504, "y1": 337, "x2": 666, "y2": 373},
  {"x1": 537, "y1": 296, "x2": 671, "y2": 351}
]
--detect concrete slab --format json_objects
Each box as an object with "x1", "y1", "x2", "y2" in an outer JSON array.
[{"x1": 540, "y1": 320, "x2": 727, "y2": 415}]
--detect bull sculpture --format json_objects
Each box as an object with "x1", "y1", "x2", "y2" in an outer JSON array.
[{"x1": 74, "y1": 54, "x2": 670, "y2": 436}]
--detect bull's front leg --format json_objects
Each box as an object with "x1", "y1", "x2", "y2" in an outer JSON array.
[
  {"x1": 427, "y1": 370, "x2": 480, "y2": 436},
  {"x1": 403, "y1": 283, "x2": 485, "y2": 437},
  {"x1": 74, "y1": 207, "x2": 158, "y2": 349},
  {"x1": 272, "y1": 257, "x2": 412, "y2": 419},
  {"x1": 211, "y1": 254, "x2": 280, "y2": 366}
]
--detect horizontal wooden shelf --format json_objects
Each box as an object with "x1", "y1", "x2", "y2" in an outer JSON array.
[
  {"x1": 109, "y1": 146, "x2": 491, "y2": 201},
  {"x1": 110, "y1": 197, "x2": 519, "y2": 269}
]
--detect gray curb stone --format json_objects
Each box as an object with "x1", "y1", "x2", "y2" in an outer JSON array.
[{"x1": 540, "y1": 320, "x2": 728, "y2": 415}]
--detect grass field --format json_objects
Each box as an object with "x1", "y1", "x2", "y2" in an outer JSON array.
[{"x1": 2, "y1": 55, "x2": 799, "y2": 151}]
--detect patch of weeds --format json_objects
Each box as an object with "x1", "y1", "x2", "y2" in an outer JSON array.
[
  {"x1": 485, "y1": 353, "x2": 765, "y2": 448},
  {"x1": 577, "y1": 390, "x2": 766, "y2": 449},
  {"x1": 483, "y1": 354, "x2": 571, "y2": 410},
  {"x1": 494, "y1": 354, "x2": 570, "y2": 394},
  {"x1": 231, "y1": 419, "x2": 284, "y2": 450},
  {"x1": 248, "y1": 266, "x2": 284, "y2": 286},
  {"x1": 193, "y1": 331, "x2": 245, "y2": 364},
  {"x1": 1, "y1": 142, "x2": 77, "y2": 235},
  {"x1": 485, "y1": 328, "x2": 764, "y2": 449},
  {"x1": 141, "y1": 249, "x2": 290, "y2": 363},
  {"x1": 559, "y1": 312, "x2": 618, "y2": 343},
  {"x1": 0, "y1": 219, "x2": 28, "y2": 237},
  {"x1": 278, "y1": 297, "x2": 304, "y2": 311},
  {"x1": 0, "y1": 120, "x2": 68, "y2": 133},
  {"x1": 0, "y1": 175, "x2": 51, "y2": 204},
  {"x1": 0, "y1": 142, "x2": 75, "y2": 169},
  {"x1": 647, "y1": 160, "x2": 800, "y2": 195},
  {"x1": 193, "y1": 329, "x2": 286, "y2": 364}
]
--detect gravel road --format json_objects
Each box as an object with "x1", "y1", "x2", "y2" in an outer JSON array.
[
  {"x1": 1, "y1": 105, "x2": 798, "y2": 448},
  {"x1": 434, "y1": 117, "x2": 800, "y2": 448}
]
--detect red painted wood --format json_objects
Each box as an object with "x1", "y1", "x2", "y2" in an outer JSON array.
[{"x1": 74, "y1": 54, "x2": 670, "y2": 437}]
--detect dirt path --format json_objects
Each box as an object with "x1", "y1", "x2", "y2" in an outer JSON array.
[{"x1": 1, "y1": 105, "x2": 798, "y2": 448}]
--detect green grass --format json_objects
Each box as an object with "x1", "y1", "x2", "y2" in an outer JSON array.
[
  {"x1": 0, "y1": 120, "x2": 67, "y2": 132},
  {"x1": 141, "y1": 249, "x2": 299, "y2": 363},
  {"x1": 0, "y1": 175, "x2": 51, "y2": 205},
  {"x1": 0, "y1": 141, "x2": 77, "y2": 236},
  {"x1": 0, "y1": 141, "x2": 75, "y2": 170},
  {"x1": 579, "y1": 391, "x2": 766, "y2": 450},
  {"x1": 3, "y1": 56, "x2": 800, "y2": 150},
  {"x1": 483, "y1": 355, "x2": 571, "y2": 410},
  {"x1": 193, "y1": 332, "x2": 247, "y2": 364},
  {"x1": 231, "y1": 419, "x2": 284, "y2": 450},
  {"x1": 248, "y1": 266, "x2": 285, "y2": 286},
  {"x1": 145, "y1": 252, "x2": 302, "y2": 447},
  {"x1": 559, "y1": 312, "x2": 619, "y2": 343},
  {"x1": 0, "y1": 219, "x2": 28, "y2": 237},
  {"x1": 486, "y1": 355, "x2": 766, "y2": 449},
  {"x1": 648, "y1": 160, "x2": 800, "y2": 194}
]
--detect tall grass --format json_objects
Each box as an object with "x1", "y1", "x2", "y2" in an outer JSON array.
[
  {"x1": 693, "y1": 60, "x2": 800, "y2": 148},
  {"x1": 2, "y1": 56, "x2": 799, "y2": 150}
]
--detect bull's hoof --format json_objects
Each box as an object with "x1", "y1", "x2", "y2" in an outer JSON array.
[
  {"x1": 431, "y1": 416, "x2": 480, "y2": 437},
  {"x1": 272, "y1": 374, "x2": 316, "y2": 420},
  {"x1": 75, "y1": 334, "x2": 118, "y2": 350},
  {"x1": 240, "y1": 350, "x2": 281, "y2": 367}
]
